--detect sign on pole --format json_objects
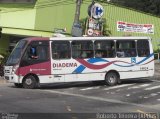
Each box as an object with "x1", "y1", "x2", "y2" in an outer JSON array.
[{"x1": 91, "y1": 3, "x2": 104, "y2": 19}]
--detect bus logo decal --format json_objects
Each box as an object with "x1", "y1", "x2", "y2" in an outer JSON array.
[
  {"x1": 131, "y1": 57, "x2": 136, "y2": 63},
  {"x1": 53, "y1": 63, "x2": 77, "y2": 68}
]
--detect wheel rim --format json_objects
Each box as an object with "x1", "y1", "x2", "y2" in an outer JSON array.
[
  {"x1": 108, "y1": 75, "x2": 116, "y2": 84},
  {"x1": 25, "y1": 78, "x2": 32, "y2": 85}
]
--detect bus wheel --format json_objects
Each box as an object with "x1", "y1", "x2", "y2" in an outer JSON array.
[
  {"x1": 23, "y1": 75, "x2": 37, "y2": 89},
  {"x1": 14, "y1": 83, "x2": 23, "y2": 88},
  {"x1": 105, "y1": 72, "x2": 118, "y2": 86}
]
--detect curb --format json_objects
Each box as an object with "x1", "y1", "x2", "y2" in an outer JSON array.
[{"x1": 0, "y1": 80, "x2": 8, "y2": 84}]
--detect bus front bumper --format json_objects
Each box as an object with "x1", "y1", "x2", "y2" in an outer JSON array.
[{"x1": 4, "y1": 74, "x2": 21, "y2": 83}]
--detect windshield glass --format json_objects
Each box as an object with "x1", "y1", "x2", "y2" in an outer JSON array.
[{"x1": 6, "y1": 40, "x2": 27, "y2": 66}]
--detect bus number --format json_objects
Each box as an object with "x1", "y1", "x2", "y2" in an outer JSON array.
[{"x1": 140, "y1": 67, "x2": 148, "y2": 71}]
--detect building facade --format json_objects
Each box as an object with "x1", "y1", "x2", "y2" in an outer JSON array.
[{"x1": 0, "y1": 0, "x2": 160, "y2": 56}]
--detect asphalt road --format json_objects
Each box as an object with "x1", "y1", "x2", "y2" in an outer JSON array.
[
  {"x1": 0, "y1": 79, "x2": 160, "y2": 119},
  {"x1": 0, "y1": 63, "x2": 160, "y2": 119}
]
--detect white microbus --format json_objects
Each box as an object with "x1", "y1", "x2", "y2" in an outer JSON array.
[{"x1": 4, "y1": 37, "x2": 154, "y2": 89}]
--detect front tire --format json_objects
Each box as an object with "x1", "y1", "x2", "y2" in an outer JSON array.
[
  {"x1": 22, "y1": 75, "x2": 38, "y2": 89},
  {"x1": 105, "y1": 72, "x2": 118, "y2": 86}
]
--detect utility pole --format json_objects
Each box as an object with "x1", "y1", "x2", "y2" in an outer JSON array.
[
  {"x1": 73, "y1": 0, "x2": 82, "y2": 24},
  {"x1": 71, "y1": 0, "x2": 83, "y2": 37}
]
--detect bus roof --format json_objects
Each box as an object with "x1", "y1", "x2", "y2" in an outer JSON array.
[
  {"x1": 22, "y1": 37, "x2": 49, "y2": 42},
  {"x1": 49, "y1": 36, "x2": 151, "y2": 41},
  {"x1": 22, "y1": 36, "x2": 151, "y2": 42}
]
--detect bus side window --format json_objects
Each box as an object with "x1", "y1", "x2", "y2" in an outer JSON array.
[
  {"x1": 94, "y1": 40, "x2": 115, "y2": 58},
  {"x1": 95, "y1": 51, "x2": 103, "y2": 58},
  {"x1": 137, "y1": 40, "x2": 150, "y2": 57},
  {"x1": 52, "y1": 41, "x2": 71, "y2": 60},
  {"x1": 116, "y1": 40, "x2": 136, "y2": 58},
  {"x1": 72, "y1": 40, "x2": 93, "y2": 59},
  {"x1": 37, "y1": 46, "x2": 48, "y2": 60}
]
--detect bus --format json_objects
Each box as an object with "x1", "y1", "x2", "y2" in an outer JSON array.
[{"x1": 4, "y1": 37, "x2": 154, "y2": 89}]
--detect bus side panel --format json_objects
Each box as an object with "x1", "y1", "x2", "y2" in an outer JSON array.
[
  {"x1": 64, "y1": 73, "x2": 106, "y2": 82},
  {"x1": 50, "y1": 54, "x2": 154, "y2": 83},
  {"x1": 17, "y1": 61, "x2": 52, "y2": 83},
  {"x1": 119, "y1": 55, "x2": 154, "y2": 79}
]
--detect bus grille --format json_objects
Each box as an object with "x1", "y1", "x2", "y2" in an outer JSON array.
[{"x1": 5, "y1": 70, "x2": 10, "y2": 74}]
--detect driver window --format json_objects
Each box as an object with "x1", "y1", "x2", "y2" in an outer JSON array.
[
  {"x1": 27, "y1": 46, "x2": 48, "y2": 61},
  {"x1": 30, "y1": 47, "x2": 38, "y2": 59},
  {"x1": 20, "y1": 41, "x2": 49, "y2": 67}
]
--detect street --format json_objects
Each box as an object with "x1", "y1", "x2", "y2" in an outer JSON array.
[{"x1": 0, "y1": 63, "x2": 160, "y2": 118}]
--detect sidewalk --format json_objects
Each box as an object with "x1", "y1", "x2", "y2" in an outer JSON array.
[
  {"x1": 0, "y1": 76, "x2": 7, "y2": 84},
  {"x1": 154, "y1": 62, "x2": 160, "y2": 79}
]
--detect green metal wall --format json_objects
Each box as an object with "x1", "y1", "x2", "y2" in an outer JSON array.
[
  {"x1": 35, "y1": 0, "x2": 160, "y2": 50},
  {"x1": 34, "y1": 0, "x2": 76, "y2": 33},
  {"x1": 103, "y1": 3, "x2": 160, "y2": 50},
  {"x1": 0, "y1": 3, "x2": 36, "y2": 29},
  {"x1": 0, "y1": 0, "x2": 160, "y2": 51}
]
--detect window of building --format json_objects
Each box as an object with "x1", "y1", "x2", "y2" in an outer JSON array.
[
  {"x1": 137, "y1": 40, "x2": 150, "y2": 57},
  {"x1": 94, "y1": 40, "x2": 115, "y2": 58},
  {"x1": 71, "y1": 40, "x2": 93, "y2": 59},
  {"x1": 116, "y1": 40, "x2": 137, "y2": 58},
  {"x1": 52, "y1": 41, "x2": 71, "y2": 59}
]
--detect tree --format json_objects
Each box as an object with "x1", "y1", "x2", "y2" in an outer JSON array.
[{"x1": 111, "y1": 0, "x2": 160, "y2": 16}]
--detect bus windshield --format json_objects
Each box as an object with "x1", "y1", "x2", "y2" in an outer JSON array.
[{"x1": 6, "y1": 40, "x2": 27, "y2": 66}]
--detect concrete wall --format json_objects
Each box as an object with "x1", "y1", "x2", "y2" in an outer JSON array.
[{"x1": 0, "y1": 3, "x2": 36, "y2": 29}]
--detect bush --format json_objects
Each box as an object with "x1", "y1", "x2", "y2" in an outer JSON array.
[{"x1": 80, "y1": 17, "x2": 111, "y2": 36}]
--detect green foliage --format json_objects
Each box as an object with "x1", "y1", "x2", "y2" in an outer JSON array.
[
  {"x1": 79, "y1": 18, "x2": 88, "y2": 36},
  {"x1": 0, "y1": 53, "x2": 10, "y2": 65},
  {"x1": 101, "y1": 18, "x2": 111, "y2": 36},
  {"x1": 111, "y1": 0, "x2": 160, "y2": 16},
  {"x1": 80, "y1": 17, "x2": 111, "y2": 36}
]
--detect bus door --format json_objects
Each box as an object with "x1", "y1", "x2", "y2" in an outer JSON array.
[
  {"x1": 19, "y1": 41, "x2": 51, "y2": 80},
  {"x1": 51, "y1": 41, "x2": 72, "y2": 82}
]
